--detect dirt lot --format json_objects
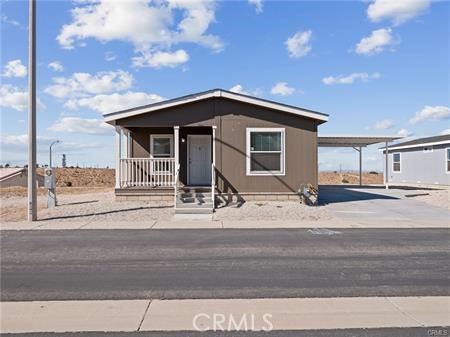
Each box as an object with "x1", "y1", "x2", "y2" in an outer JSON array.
[
  {"x1": 319, "y1": 171, "x2": 384, "y2": 185},
  {"x1": 36, "y1": 167, "x2": 115, "y2": 187},
  {"x1": 1, "y1": 168, "x2": 447, "y2": 223}
]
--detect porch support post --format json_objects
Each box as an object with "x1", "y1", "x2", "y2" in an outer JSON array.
[
  {"x1": 385, "y1": 141, "x2": 389, "y2": 190},
  {"x1": 115, "y1": 126, "x2": 122, "y2": 188},
  {"x1": 212, "y1": 125, "x2": 217, "y2": 205},
  {"x1": 174, "y1": 125, "x2": 180, "y2": 173},
  {"x1": 212, "y1": 126, "x2": 217, "y2": 168},
  {"x1": 125, "y1": 130, "x2": 132, "y2": 157}
]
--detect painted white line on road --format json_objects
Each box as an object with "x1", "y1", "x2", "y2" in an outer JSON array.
[{"x1": 1, "y1": 297, "x2": 448, "y2": 333}]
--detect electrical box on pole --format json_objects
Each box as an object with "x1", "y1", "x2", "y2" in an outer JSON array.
[{"x1": 44, "y1": 168, "x2": 57, "y2": 208}]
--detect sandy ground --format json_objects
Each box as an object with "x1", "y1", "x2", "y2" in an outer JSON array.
[
  {"x1": 0, "y1": 188, "x2": 333, "y2": 223},
  {"x1": 405, "y1": 189, "x2": 450, "y2": 210},
  {"x1": 1, "y1": 186, "x2": 448, "y2": 223},
  {"x1": 0, "y1": 189, "x2": 173, "y2": 223},
  {"x1": 214, "y1": 201, "x2": 333, "y2": 221},
  {"x1": 319, "y1": 171, "x2": 384, "y2": 185}
]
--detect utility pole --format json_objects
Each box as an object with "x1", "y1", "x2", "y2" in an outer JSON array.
[
  {"x1": 62, "y1": 154, "x2": 66, "y2": 168},
  {"x1": 27, "y1": 0, "x2": 37, "y2": 221}
]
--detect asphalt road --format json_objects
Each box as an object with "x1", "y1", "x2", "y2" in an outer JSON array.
[
  {"x1": 1, "y1": 228, "x2": 449, "y2": 301},
  {"x1": 2, "y1": 327, "x2": 447, "y2": 337}
]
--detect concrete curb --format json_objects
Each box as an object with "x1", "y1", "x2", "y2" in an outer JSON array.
[
  {"x1": 1, "y1": 296, "x2": 449, "y2": 333},
  {"x1": 1, "y1": 219, "x2": 449, "y2": 231}
]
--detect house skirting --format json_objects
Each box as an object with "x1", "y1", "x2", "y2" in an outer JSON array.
[
  {"x1": 216, "y1": 192, "x2": 301, "y2": 203},
  {"x1": 115, "y1": 188, "x2": 302, "y2": 202},
  {"x1": 115, "y1": 187, "x2": 174, "y2": 202}
]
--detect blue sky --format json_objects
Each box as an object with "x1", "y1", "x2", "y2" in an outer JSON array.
[{"x1": 1, "y1": 0, "x2": 449, "y2": 170}]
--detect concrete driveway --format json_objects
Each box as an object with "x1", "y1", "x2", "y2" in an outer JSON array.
[{"x1": 319, "y1": 185, "x2": 449, "y2": 226}]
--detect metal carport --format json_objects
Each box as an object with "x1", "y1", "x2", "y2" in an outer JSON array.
[{"x1": 318, "y1": 135, "x2": 403, "y2": 188}]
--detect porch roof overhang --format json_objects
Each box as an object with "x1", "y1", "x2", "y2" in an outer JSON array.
[
  {"x1": 103, "y1": 88, "x2": 329, "y2": 125},
  {"x1": 318, "y1": 135, "x2": 403, "y2": 147}
]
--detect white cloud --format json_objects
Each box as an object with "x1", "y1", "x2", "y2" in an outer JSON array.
[
  {"x1": 57, "y1": 0, "x2": 223, "y2": 67},
  {"x1": 104, "y1": 51, "x2": 117, "y2": 62},
  {"x1": 45, "y1": 70, "x2": 133, "y2": 98},
  {"x1": 132, "y1": 49, "x2": 189, "y2": 68},
  {"x1": 374, "y1": 119, "x2": 394, "y2": 130},
  {"x1": 0, "y1": 85, "x2": 28, "y2": 111},
  {"x1": 322, "y1": 72, "x2": 381, "y2": 85},
  {"x1": 409, "y1": 105, "x2": 450, "y2": 124},
  {"x1": 0, "y1": 134, "x2": 102, "y2": 157},
  {"x1": 48, "y1": 61, "x2": 64, "y2": 72},
  {"x1": 397, "y1": 128, "x2": 413, "y2": 137},
  {"x1": 285, "y1": 30, "x2": 312, "y2": 58},
  {"x1": 270, "y1": 82, "x2": 295, "y2": 96},
  {"x1": 229, "y1": 84, "x2": 261, "y2": 97},
  {"x1": 1, "y1": 15, "x2": 25, "y2": 29},
  {"x1": 355, "y1": 28, "x2": 395, "y2": 55},
  {"x1": 65, "y1": 91, "x2": 164, "y2": 114},
  {"x1": 367, "y1": 0, "x2": 430, "y2": 25},
  {"x1": 229, "y1": 84, "x2": 247, "y2": 94},
  {"x1": 2, "y1": 59, "x2": 27, "y2": 78},
  {"x1": 248, "y1": 0, "x2": 263, "y2": 13},
  {"x1": 440, "y1": 129, "x2": 450, "y2": 135},
  {"x1": 49, "y1": 117, "x2": 113, "y2": 135}
]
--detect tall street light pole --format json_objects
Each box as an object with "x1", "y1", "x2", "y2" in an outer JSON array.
[
  {"x1": 27, "y1": 0, "x2": 37, "y2": 221},
  {"x1": 49, "y1": 140, "x2": 61, "y2": 168}
]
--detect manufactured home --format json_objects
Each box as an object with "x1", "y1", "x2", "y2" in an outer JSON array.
[
  {"x1": 384, "y1": 134, "x2": 450, "y2": 186},
  {"x1": 104, "y1": 89, "x2": 330, "y2": 213}
]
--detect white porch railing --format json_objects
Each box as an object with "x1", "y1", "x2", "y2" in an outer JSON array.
[{"x1": 119, "y1": 158, "x2": 176, "y2": 188}]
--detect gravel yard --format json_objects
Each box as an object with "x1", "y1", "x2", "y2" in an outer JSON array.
[
  {"x1": 0, "y1": 187, "x2": 333, "y2": 223},
  {"x1": 1, "y1": 185, "x2": 448, "y2": 224},
  {"x1": 214, "y1": 201, "x2": 333, "y2": 221}
]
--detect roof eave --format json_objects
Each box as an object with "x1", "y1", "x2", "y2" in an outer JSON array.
[{"x1": 103, "y1": 89, "x2": 329, "y2": 123}]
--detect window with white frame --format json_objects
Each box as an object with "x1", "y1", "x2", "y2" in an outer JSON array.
[
  {"x1": 393, "y1": 153, "x2": 401, "y2": 172},
  {"x1": 150, "y1": 134, "x2": 173, "y2": 158},
  {"x1": 447, "y1": 148, "x2": 450, "y2": 173},
  {"x1": 246, "y1": 128, "x2": 285, "y2": 175}
]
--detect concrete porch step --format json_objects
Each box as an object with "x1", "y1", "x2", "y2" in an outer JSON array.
[{"x1": 179, "y1": 192, "x2": 211, "y2": 198}]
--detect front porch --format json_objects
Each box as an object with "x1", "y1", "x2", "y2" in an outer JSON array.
[{"x1": 114, "y1": 125, "x2": 217, "y2": 213}]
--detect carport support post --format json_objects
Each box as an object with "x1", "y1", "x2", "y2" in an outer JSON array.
[
  {"x1": 115, "y1": 126, "x2": 122, "y2": 189},
  {"x1": 359, "y1": 146, "x2": 362, "y2": 186},
  {"x1": 385, "y1": 141, "x2": 389, "y2": 190}
]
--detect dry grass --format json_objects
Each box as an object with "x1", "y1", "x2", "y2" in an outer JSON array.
[{"x1": 319, "y1": 171, "x2": 384, "y2": 185}]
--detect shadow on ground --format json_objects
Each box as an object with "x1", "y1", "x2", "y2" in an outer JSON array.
[
  {"x1": 318, "y1": 185, "x2": 399, "y2": 205},
  {"x1": 39, "y1": 205, "x2": 172, "y2": 221}
]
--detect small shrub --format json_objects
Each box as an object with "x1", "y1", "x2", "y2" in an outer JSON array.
[
  {"x1": 369, "y1": 171, "x2": 378, "y2": 175},
  {"x1": 341, "y1": 178, "x2": 349, "y2": 183},
  {"x1": 65, "y1": 181, "x2": 72, "y2": 187}
]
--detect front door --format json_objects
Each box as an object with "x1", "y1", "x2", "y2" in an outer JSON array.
[{"x1": 188, "y1": 135, "x2": 211, "y2": 186}]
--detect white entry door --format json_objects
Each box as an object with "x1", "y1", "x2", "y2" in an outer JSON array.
[{"x1": 188, "y1": 135, "x2": 211, "y2": 186}]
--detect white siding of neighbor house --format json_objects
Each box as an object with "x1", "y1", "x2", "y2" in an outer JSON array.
[{"x1": 384, "y1": 144, "x2": 450, "y2": 185}]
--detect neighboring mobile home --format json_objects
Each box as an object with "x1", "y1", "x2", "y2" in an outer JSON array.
[
  {"x1": 384, "y1": 134, "x2": 450, "y2": 186},
  {"x1": 104, "y1": 89, "x2": 329, "y2": 213},
  {"x1": 0, "y1": 168, "x2": 44, "y2": 188}
]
